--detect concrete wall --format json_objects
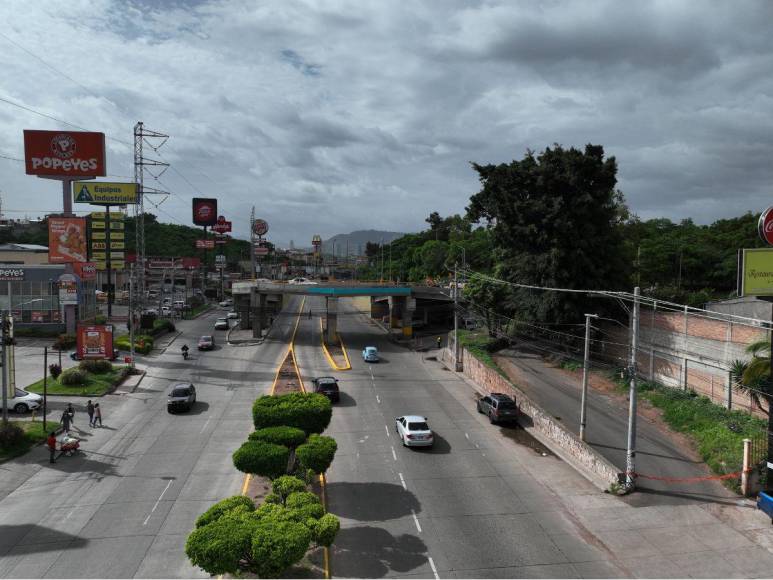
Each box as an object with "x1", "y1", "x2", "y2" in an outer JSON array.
[{"x1": 440, "y1": 344, "x2": 621, "y2": 490}]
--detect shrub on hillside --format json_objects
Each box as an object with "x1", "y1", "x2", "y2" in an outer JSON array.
[
  {"x1": 232, "y1": 440, "x2": 290, "y2": 479},
  {"x1": 249, "y1": 426, "x2": 307, "y2": 449},
  {"x1": 295, "y1": 434, "x2": 337, "y2": 474},
  {"x1": 252, "y1": 392, "x2": 332, "y2": 434},
  {"x1": 79, "y1": 359, "x2": 113, "y2": 374},
  {"x1": 195, "y1": 495, "x2": 256, "y2": 529},
  {"x1": 60, "y1": 367, "x2": 88, "y2": 386}
]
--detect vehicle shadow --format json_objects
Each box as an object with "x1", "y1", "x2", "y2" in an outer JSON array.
[
  {"x1": 336, "y1": 392, "x2": 357, "y2": 408},
  {"x1": 0, "y1": 525, "x2": 88, "y2": 554},
  {"x1": 325, "y1": 481, "x2": 421, "y2": 521},
  {"x1": 410, "y1": 432, "x2": 451, "y2": 455},
  {"x1": 331, "y1": 526, "x2": 428, "y2": 579},
  {"x1": 168, "y1": 401, "x2": 210, "y2": 415}
]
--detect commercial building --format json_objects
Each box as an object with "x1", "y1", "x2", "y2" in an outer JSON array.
[{"x1": 0, "y1": 243, "x2": 50, "y2": 265}]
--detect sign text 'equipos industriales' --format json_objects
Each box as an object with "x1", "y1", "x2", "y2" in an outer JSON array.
[
  {"x1": 74, "y1": 182, "x2": 138, "y2": 205},
  {"x1": 23, "y1": 130, "x2": 106, "y2": 177},
  {"x1": 192, "y1": 198, "x2": 218, "y2": 226}
]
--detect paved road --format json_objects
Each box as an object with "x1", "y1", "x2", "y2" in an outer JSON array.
[
  {"x1": 0, "y1": 296, "x2": 302, "y2": 578},
  {"x1": 495, "y1": 346, "x2": 737, "y2": 507}
]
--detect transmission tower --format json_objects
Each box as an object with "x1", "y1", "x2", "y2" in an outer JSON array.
[{"x1": 133, "y1": 122, "x2": 169, "y2": 304}]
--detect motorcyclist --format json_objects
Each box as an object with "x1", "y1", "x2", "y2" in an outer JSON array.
[{"x1": 181, "y1": 344, "x2": 190, "y2": 359}]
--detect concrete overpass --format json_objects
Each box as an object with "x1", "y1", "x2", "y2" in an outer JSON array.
[{"x1": 231, "y1": 280, "x2": 452, "y2": 342}]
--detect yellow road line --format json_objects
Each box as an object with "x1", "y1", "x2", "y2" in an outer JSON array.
[
  {"x1": 319, "y1": 317, "x2": 352, "y2": 371},
  {"x1": 270, "y1": 296, "x2": 307, "y2": 395}
]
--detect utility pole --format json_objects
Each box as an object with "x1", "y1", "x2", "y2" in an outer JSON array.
[
  {"x1": 766, "y1": 307, "x2": 773, "y2": 494},
  {"x1": 380, "y1": 238, "x2": 384, "y2": 282},
  {"x1": 250, "y1": 206, "x2": 256, "y2": 280},
  {"x1": 454, "y1": 263, "x2": 462, "y2": 372},
  {"x1": 129, "y1": 263, "x2": 135, "y2": 369},
  {"x1": 1, "y1": 313, "x2": 7, "y2": 424},
  {"x1": 579, "y1": 313, "x2": 598, "y2": 441},
  {"x1": 625, "y1": 286, "x2": 641, "y2": 490}
]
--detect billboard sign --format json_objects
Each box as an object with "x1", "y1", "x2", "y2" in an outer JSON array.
[
  {"x1": 49, "y1": 217, "x2": 87, "y2": 263},
  {"x1": 0, "y1": 268, "x2": 25, "y2": 281},
  {"x1": 74, "y1": 182, "x2": 138, "y2": 205},
  {"x1": 73, "y1": 262, "x2": 97, "y2": 280},
  {"x1": 76, "y1": 324, "x2": 114, "y2": 360},
  {"x1": 58, "y1": 274, "x2": 78, "y2": 305},
  {"x1": 192, "y1": 198, "x2": 218, "y2": 226},
  {"x1": 253, "y1": 219, "x2": 268, "y2": 236},
  {"x1": 212, "y1": 215, "x2": 232, "y2": 234},
  {"x1": 759, "y1": 207, "x2": 773, "y2": 246},
  {"x1": 23, "y1": 130, "x2": 106, "y2": 176},
  {"x1": 740, "y1": 248, "x2": 773, "y2": 296},
  {"x1": 196, "y1": 239, "x2": 215, "y2": 249},
  {"x1": 254, "y1": 246, "x2": 269, "y2": 256}
]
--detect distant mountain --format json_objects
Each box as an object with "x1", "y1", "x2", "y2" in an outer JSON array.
[{"x1": 322, "y1": 230, "x2": 405, "y2": 256}]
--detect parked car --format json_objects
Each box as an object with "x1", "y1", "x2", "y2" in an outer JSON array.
[
  {"x1": 9, "y1": 388, "x2": 42, "y2": 414},
  {"x1": 288, "y1": 277, "x2": 318, "y2": 285},
  {"x1": 173, "y1": 300, "x2": 187, "y2": 310},
  {"x1": 227, "y1": 311, "x2": 239, "y2": 320},
  {"x1": 476, "y1": 393, "x2": 519, "y2": 424},
  {"x1": 214, "y1": 317, "x2": 229, "y2": 330},
  {"x1": 395, "y1": 415, "x2": 434, "y2": 448},
  {"x1": 161, "y1": 306, "x2": 172, "y2": 316},
  {"x1": 167, "y1": 383, "x2": 196, "y2": 412},
  {"x1": 197, "y1": 335, "x2": 215, "y2": 350},
  {"x1": 362, "y1": 346, "x2": 379, "y2": 362},
  {"x1": 219, "y1": 299, "x2": 232, "y2": 308},
  {"x1": 312, "y1": 376, "x2": 340, "y2": 402}
]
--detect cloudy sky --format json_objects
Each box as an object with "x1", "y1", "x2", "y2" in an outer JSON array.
[{"x1": 1, "y1": 0, "x2": 772, "y2": 247}]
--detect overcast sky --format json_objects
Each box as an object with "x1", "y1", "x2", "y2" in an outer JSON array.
[{"x1": 1, "y1": 0, "x2": 772, "y2": 247}]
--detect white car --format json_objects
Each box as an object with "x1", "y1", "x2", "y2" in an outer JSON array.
[
  {"x1": 9, "y1": 388, "x2": 42, "y2": 414},
  {"x1": 214, "y1": 317, "x2": 229, "y2": 330},
  {"x1": 395, "y1": 415, "x2": 434, "y2": 448},
  {"x1": 161, "y1": 306, "x2": 172, "y2": 316},
  {"x1": 219, "y1": 299, "x2": 232, "y2": 308},
  {"x1": 227, "y1": 311, "x2": 239, "y2": 320}
]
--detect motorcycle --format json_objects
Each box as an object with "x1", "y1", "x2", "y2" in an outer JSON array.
[{"x1": 181, "y1": 346, "x2": 189, "y2": 360}]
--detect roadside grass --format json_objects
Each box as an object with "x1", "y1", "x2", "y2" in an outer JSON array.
[
  {"x1": 0, "y1": 421, "x2": 49, "y2": 462},
  {"x1": 24, "y1": 366, "x2": 129, "y2": 397},
  {"x1": 613, "y1": 375, "x2": 765, "y2": 492},
  {"x1": 457, "y1": 329, "x2": 509, "y2": 379},
  {"x1": 184, "y1": 303, "x2": 211, "y2": 319}
]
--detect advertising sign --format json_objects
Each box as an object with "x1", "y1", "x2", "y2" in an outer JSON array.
[
  {"x1": 212, "y1": 215, "x2": 232, "y2": 234},
  {"x1": 49, "y1": 217, "x2": 87, "y2": 263},
  {"x1": 23, "y1": 130, "x2": 106, "y2": 177},
  {"x1": 73, "y1": 262, "x2": 97, "y2": 280},
  {"x1": 215, "y1": 234, "x2": 227, "y2": 245},
  {"x1": 182, "y1": 257, "x2": 201, "y2": 269},
  {"x1": 74, "y1": 182, "x2": 138, "y2": 204},
  {"x1": 58, "y1": 274, "x2": 78, "y2": 305},
  {"x1": 253, "y1": 219, "x2": 269, "y2": 236},
  {"x1": 89, "y1": 211, "x2": 124, "y2": 270},
  {"x1": 0, "y1": 268, "x2": 25, "y2": 281},
  {"x1": 759, "y1": 207, "x2": 773, "y2": 246},
  {"x1": 740, "y1": 248, "x2": 773, "y2": 296},
  {"x1": 254, "y1": 246, "x2": 269, "y2": 256},
  {"x1": 192, "y1": 198, "x2": 218, "y2": 226},
  {"x1": 76, "y1": 324, "x2": 114, "y2": 360},
  {"x1": 196, "y1": 240, "x2": 215, "y2": 249}
]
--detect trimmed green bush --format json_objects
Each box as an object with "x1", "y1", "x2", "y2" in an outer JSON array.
[
  {"x1": 296, "y1": 435, "x2": 337, "y2": 474},
  {"x1": 285, "y1": 492, "x2": 324, "y2": 520},
  {"x1": 249, "y1": 426, "x2": 307, "y2": 449},
  {"x1": 0, "y1": 423, "x2": 24, "y2": 449},
  {"x1": 314, "y1": 513, "x2": 340, "y2": 547},
  {"x1": 59, "y1": 367, "x2": 88, "y2": 386},
  {"x1": 252, "y1": 392, "x2": 332, "y2": 434},
  {"x1": 272, "y1": 475, "x2": 307, "y2": 503},
  {"x1": 114, "y1": 334, "x2": 153, "y2": 355},
  {"x1": 185, "y1": 513, "x2": 260, "y2": 576},
  {"x1": 195, "y1": 495, "x2": 256, "y2": 529},
  {"x1": 94, "y1": 314, "x2": 107, "y2": 324},
  {"x1": 48, "y1": 363, "x2": 62, "y2": 380},
  {"x1": 232, "y1": 440, "x2": 290, "y2": 479},
  {"x1": 152, "y1": 318, "x2": 175, "y2": 336},
  {"x1": 79, "y1": 359, "x2": 113, "y2": 374},
  {"x1": 53, "y1": 333, "x2": 76, "y2": 351},
  {"x1": 250, "y1": 518, "x2": 312, "y2": 578}
]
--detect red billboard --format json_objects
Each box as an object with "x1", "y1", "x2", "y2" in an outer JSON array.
[
  {"x1": 77, "y1": 325, "x2": 114, "y2": 360},
  {"x1": 73, "y1": 262, "x2": 97, "y2": 280},
  {"x1": 192, "y1": 198, "x2": 217, "y2": 226},
  {"x1": 23, "y1": 130, "x2": 105, "y2": 176},
  {"x1": 196, "y1": 240, "x2": 215, "y2": 249},
  {"x1": 211, "y1": 215, "x2": 232, "y2": 234},
  {"x1": 48, "y1": 217, "x2": 87, "y2": 263}
]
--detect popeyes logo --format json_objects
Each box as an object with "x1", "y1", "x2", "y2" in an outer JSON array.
[
  {"x1": 23, "y1": 130, "x2": 106, "y2": 177},
  {"x1": 759, "y1": 206, "x2": 773, "y2": 246}
]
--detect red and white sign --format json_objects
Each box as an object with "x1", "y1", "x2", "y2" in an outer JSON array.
[
  {"x1": 254, "y1": 245, "x2": 269, "y2": 256},
  {"x1": 73, "y1": 262, "x2": 97, "y2": 280},
  {"x1": 181, "y1": 257, "x2": 201, "y2": 269},
  {"x1": 192, "y1": 198, "x2": 218, "y2": 226},
  {"x1": 759, "y1": 207, "x2": 773, "y2": 246},
  {"x1": 23, "y1": 130, "x2": 106, "y2": 176},
  {"x1": 196, "y1": 239, "x2": 215, "y2": 249},
  {"x1": 253, "y1": 219, "x2": 268, "y2": 236},
  {"x1": 212, "y1": 215, "x2": 232, "y2": 234},
  {"x1": 76, "y1": 324, "x2": 113, "y2": 360}
]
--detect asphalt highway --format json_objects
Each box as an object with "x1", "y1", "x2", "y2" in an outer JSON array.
[{"x1": 0, "y1": 297, "x2": 302, "y2": 578}]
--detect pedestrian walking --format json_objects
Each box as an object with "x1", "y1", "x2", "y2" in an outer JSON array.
[
  {"x1": 65, "y1": 402, "x2": 75, "y2": 426},
  {"x1": 60, "y1": 410, "x2": 71, "y2": 434},
  {"x1": 47, "y1": 432, "x2": 57, "y2": 464},
  {"x1": 94, "y1": 403, "x2": 102, "y2": 428},
  {"x1": 86, "y1": 400, "x2": 95, "y2": 427},
  {"x1": 436, "y1": 336, "x2": 442, "y2": 349}
]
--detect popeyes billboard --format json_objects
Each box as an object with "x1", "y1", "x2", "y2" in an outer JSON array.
[{"x1": 23, "y1": 130, "x2": 105, "y2": 177}]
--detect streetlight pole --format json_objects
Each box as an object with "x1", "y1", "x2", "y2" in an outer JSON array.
[
  {"x1": 579, "y1": 313, "x2": 598, "y2": 442},
  {"x1": 625, "y1": 287, "x2": 641, "y2": 490},
  {"x1": 129, "y1": 264, "x2": 136, "y2": 368}
]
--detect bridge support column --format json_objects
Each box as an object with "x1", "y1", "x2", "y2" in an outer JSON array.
[
  {"x1": 402, "y1": 297, "x2": 415, "y2": 337},
  {"x1": 325, "y1": 296, "x2": 338, "y2": 344},
  {"x1": 389, "y1": 296, "x2": 403, "y2": 329},
  {"x1": 238, "y1": 293, "x2": 252, "y2": 329},
  {"x1": 254, "y1": 292, "x2": 267, "y2": 338}
]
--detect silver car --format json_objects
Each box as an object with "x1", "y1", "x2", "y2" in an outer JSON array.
[
  {"x1": 9, "y1": 388, "x2": 42, "y2": 414},
  {"x1": 395, "y1": 415, "x2": 434, "y2": 448},
  {"x1": 167, "y1": 383, "x2": 196, "y2": 413}
]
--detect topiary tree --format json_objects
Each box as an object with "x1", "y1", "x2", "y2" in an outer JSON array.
[
  {"x1": 249, "y1": 426, "x2": 307, "y2": 449},
  {"x1": 252, "y1": 392, "x2": 332, "y2": 434},
  {"x1": 195, "y1": 495, "x2": 255, "y2": 528},
  {"x1": 232, "y1": 440, "x2": 290, "y2": 480},
  {"x1": 313, "y1": 513, "x2": 341, "y2": 547},
  {"x1": 59, "y1": 367, "x2": 88, "y2": 386},
  {"x1": 285, "y1": 491, "x2": 325, "y2": 520},
  {"x1": 272, "y1": 475, "x2": 307, "y2": 503},
  {"x1": 79, "y1": 359, "x2": 113, "y2": 374},
  {"x1": 296, "y1": 434, "x2": 337, "y2": 474},
  {"x1": 185, "y1": 513, "x2": 260, "y2": 575},
  {"x1": 250, "y1": 517, "x2": 313, "y2": 578}
]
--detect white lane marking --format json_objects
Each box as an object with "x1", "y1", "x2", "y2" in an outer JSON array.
[
  {"x1": 398, "y1": 472, "x2": 407, "y2": 490},
  {"x1": 64, "y1": 508, "x2": 75, "y2": 520},
  {"x1": 143, "y1": 480, "x2": 173, "y2": 526},
  {"x1": 428, "y1": 556, "x2": 440, "y2": 579},
  {"x1": 464, "y1": 432, "x2": 469, "y2": 439},
  {"x1": 199, "y1": 417, "x2": 211, "y2": 434},
  {"x1": 411, "y1": 509, "x2": 422, "y2": 533},
  {"x1": 369, "y1": 366, "x2": 374, "y2": 380},
  {"x1": 385, "y1": 424, "x2": 390, "y2": 438},
  {"x1": 391, "y1": 446, "x2": 397, "y2": 461},
  {"x1": 376, "y1": 394, "x2": 381, "y2": 404}
]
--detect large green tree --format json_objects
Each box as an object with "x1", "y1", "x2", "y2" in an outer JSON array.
[{"x1": 466, "y1": 144, "x2": 630, "y2": 323}]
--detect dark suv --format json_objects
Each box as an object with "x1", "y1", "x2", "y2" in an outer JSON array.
[
  {"x1": 476, "y1": 393, "x2": 518, "y2": 424},
  {"x1": 168, "y1": 383, "x2": 197, "y2": 412},
  {"x1": 312, "y1": 377, "x2": 340, "y2": 403}
]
